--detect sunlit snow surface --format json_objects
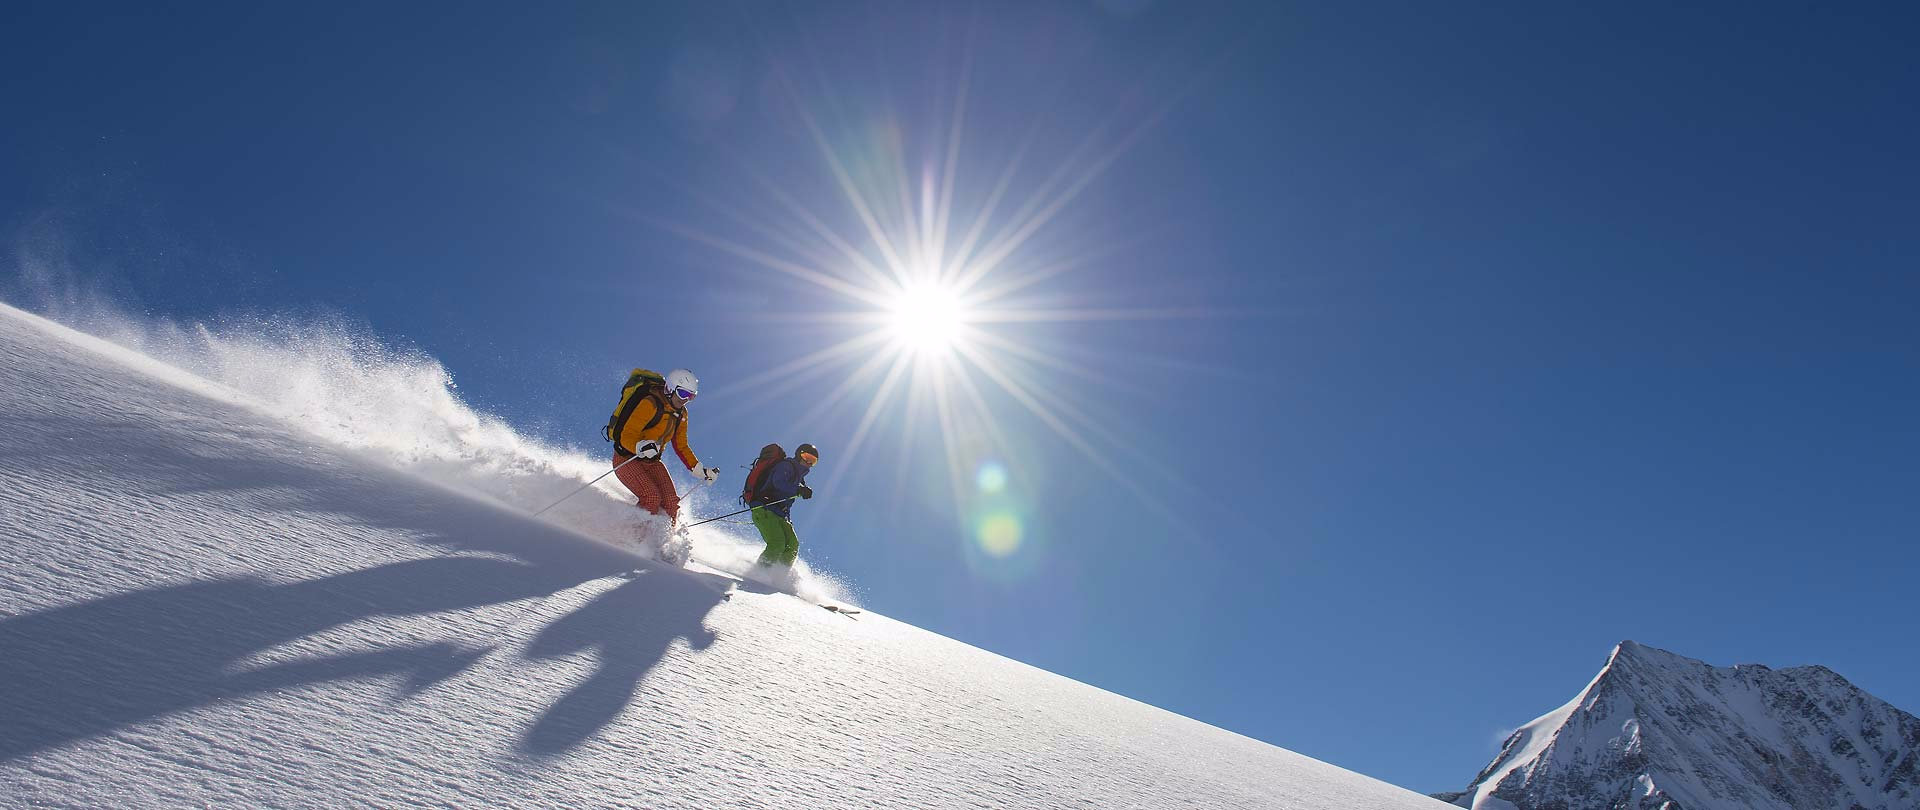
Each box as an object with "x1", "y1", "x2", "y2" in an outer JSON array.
[{"x1": 0, "y1": 303, "x2": 1444, "y2": 809}]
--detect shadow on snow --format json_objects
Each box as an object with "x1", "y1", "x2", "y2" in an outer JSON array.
[
  {"x1": 518, "y1": 569, "x2": 724, "y2": 757},
  {"x1": 0, "y1": 380, "x2": 731, "y2": 762}
]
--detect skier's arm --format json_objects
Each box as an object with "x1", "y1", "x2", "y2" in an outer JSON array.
[
  {"x1": 619, "y1": 396, "x2": 663, "y2": 456},
  {"x1": 671, "y1": 413, "x2": 699, "y2": 470},
  {"x1": 762, "y1": 460, "x2": 799, "y2": 500}
]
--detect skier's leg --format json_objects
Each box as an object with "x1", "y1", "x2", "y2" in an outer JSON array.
[
  {"x1": 776, "y1": 519, "x2": 799, "y2": 566},
  {"x1": 612, "y1": 452, "x2": 666, "y2": 515},
  {"x1": 641, "y1": 459, "x2": 681, "y2": 523},
  {"x1": 750, "y1": 507, "x2": 786, "y2": 566}
]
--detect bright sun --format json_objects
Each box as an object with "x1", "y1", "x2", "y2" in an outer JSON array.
[
  {"x1": 887, "y1": 284, "x2": 968, "y2": 353},
  {"x1": 662, "y1": 49, "x2": 1200, "y2": 563}
]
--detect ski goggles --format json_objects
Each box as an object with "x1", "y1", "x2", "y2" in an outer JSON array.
[
  {"x1": 798, "y1": 451, "x2": 818, "y2": 465},
  {"x1": 673, "y1": 386, "x2": 698, "y2": 402}
]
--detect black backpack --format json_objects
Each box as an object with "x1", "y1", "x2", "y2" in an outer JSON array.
[{"x1": 740, "y1": 443, "x2": 787, "y2": 505}]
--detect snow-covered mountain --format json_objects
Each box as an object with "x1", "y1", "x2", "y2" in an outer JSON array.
[
  {"x1": 1438, "y1": 641, "x2": 1920, "y2": 810},
  {"x1": 0, "y1": 301, "x2": 1446, "y2": 809}
]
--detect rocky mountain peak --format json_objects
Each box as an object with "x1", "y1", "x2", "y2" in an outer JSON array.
[{"x1": 1440, "y1": 642, "x2": 1919, "y2": 810}]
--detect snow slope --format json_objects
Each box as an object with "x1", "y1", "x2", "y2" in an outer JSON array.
[
  {"x1": 1440, "y1": 641, "x2": 1920, "y2": 810},
  {"x1": 0, "y1": 302, "x2": 1446, "y2": 809}
]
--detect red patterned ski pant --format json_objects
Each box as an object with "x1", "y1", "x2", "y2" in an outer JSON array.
[{"x1": 612, "y1": 452, "x2": 681, "y2": 523}]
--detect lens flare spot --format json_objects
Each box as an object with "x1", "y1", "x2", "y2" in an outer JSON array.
[
  {"x1": 976, "y1": 461, "x2": 1008, "y2": 494},
  {"x1": 976, "y1": 512, "x2": 1023, "y2": 557}
]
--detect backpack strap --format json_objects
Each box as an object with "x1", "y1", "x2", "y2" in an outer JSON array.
[{"x1": 656, "y1": 401, "x2": 682, "y2": 455}]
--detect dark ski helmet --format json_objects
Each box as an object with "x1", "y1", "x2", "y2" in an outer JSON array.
[{"x1": 795, "y1": 443, "x2": 820, "y2": 463}]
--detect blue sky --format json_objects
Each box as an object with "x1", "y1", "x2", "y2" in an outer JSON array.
[{"x1": 5, "y1": 0, "x2": 1916, "y2": 793}]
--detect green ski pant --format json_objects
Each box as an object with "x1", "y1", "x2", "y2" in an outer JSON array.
[{"x1": 750, "y1": 506, "x2": 800, "y2": 566}]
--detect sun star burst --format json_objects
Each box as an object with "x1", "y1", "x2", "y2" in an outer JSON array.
[{"x1": 887, "y1": 283, "x2": 969, "y2": 355}]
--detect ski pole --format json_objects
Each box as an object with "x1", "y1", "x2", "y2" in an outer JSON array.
[
  {"x1": 530, "y1": 452, "x2": 643, "y2": 517},
  {"x1": 679, "y1": 496, "x2": 796, "y2": 530}
]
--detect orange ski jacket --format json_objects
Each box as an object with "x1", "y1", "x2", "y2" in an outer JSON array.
[{"x1": 612, "y1": 386, "x2": 699, "y2": 470}]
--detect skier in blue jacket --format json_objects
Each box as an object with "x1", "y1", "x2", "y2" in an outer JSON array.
[{"x1": 750, "y1": 443, "x2": 818, "y2": 567}]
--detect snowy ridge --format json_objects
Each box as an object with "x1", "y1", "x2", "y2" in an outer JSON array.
[
  {"x1": 0, "y1": 301, "x2": 1447, "y2": 808},
  {"x1": 1442, "y1": 641, "x2": 1920, "y2": 810}
]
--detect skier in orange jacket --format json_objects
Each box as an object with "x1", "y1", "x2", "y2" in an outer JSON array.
[{"x1": 606, "y1": 368, "x2": 719, "y2": 524}]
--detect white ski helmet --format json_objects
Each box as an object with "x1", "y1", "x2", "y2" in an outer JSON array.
[{"x1": 665, "y1": 368, "x2": 700, "y2": 402}]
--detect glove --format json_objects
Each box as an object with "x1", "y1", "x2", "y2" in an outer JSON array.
[
  {"x1": 796, "y1": 484, "x2": 813, "y2": 500},
  {"x1": 632, "y1": 440, "x2": 661, "y2": 460},
  {"x1": 695, "y1": 464, "x2": 720, "y2": 485}
]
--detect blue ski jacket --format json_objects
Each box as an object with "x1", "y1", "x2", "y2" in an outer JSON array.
[{"x1": 751, "y1": 457, "x2": 810, "y2": 519}]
